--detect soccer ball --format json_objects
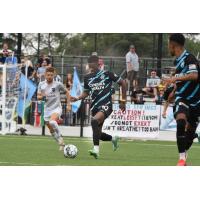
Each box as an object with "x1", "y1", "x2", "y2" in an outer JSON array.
[{"x1": 63, "y1": 144, "x2": 78, "y2": 158}]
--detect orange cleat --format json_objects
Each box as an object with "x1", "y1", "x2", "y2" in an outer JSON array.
[{"x1": 177, "y1": 159, "x2": 187, "y2": 166}]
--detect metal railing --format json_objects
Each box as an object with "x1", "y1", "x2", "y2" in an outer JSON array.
[{"x1": 26, "y1": 54, "x2": 175, "y2": 88}]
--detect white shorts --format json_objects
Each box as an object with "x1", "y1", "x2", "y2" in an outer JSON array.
[{"x1": 44, "y1": 107, "x2": 62, "y2": 122}]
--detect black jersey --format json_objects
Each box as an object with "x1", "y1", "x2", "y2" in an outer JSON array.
[
  {"x1": 174, "y1": 50, "x2": 200, "y2": 107},
  {"x1": 84, "y1": 70, "x2": 121, "y2": 111}
]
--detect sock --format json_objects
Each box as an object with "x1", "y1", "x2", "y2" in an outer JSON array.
[
  {"x1": 185, "y1": 130, "x2": 197, "y2": 151},
  {"x1": 94, "y1": 145, "x2": 99, "y2": 153},
  {"x1": 49, "y1": 120, "x2": 61, "y2": 136},
  {"x1": 100, "y1": 132, "x2": 112, "y2": 141},
  {"x1": 179, "y1": 152, "x2": 186, "y2": 161},
  {"x1": 91, "y1": 118, "x2": 101, "y2": 146},
  {"x1": 176, "y1": 119, "x2": 186, "y2": 153},
  {"x1": 49, "y1": 120, "x2": 63, "y2": 145}
]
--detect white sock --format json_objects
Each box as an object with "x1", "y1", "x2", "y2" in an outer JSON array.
[
  {"x1": 179, "y1": 152, "x2": 186, "y2": 161},
  {"x1": 51, "y1": 131, "x2": 60, "y2": 142},
  {"x1": 49, "y1": 120, "x2": 62, "y2": 136},
  {"x1": 94, "y1": 145, "x2": 99, "y2": 153}
]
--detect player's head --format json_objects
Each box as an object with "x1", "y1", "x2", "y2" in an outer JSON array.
[
  {"x1": 168, "y1": 34, "x2": 185, "y2": 57},
  {"x1": 98, "y1": 58, "x2": 104, "y2": 66},
  {"x1": 45, "y1": 67, "x2": 55, "y2": 83},
  {"x1": 42, "y1": 59, "x2": 48, "y2": 67},
  {"x1": 151, "y1": 69, "x2": 157, "y2": 78},
  {"x1": 129, "y1": 44, "x2": 135, "y2": 53},
  {"x1": 3, "y1": 42, "x2": 8, "y2": 50},
  {"x1": 88, "y1": 55, "x2": 99, "y2": 71}
]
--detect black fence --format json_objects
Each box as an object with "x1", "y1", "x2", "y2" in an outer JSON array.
[
  {"x1": 27, "y1": 54, "x2": 175, "y2": 88},
  {"x1": 20, "y1": 55, "x2": 175, "y2": 136}
]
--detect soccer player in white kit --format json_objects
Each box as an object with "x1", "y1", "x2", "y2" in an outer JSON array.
[{"x1": 37, "y1": 67, "x2": 68, "y2": 150}]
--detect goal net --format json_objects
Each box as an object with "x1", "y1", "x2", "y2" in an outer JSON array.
[{"x1": 0, "y1": 64, "x2": 19, "y2": 134}]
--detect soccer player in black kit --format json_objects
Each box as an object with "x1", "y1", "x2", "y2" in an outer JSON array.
[
  {"x1": 71, "y1": 55, "x2": 126, "y2": 159},
  {"x1": 166, "y1": 34, "x2": 200, "y2": 166}
]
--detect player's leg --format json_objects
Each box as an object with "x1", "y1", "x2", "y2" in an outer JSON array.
[
  {"x1": 185, "y1": 123, "x2": 198, "y2": 152},
  {"x1": 185, "y1": 111, "x2": 198, "y2": 152},
  {"x1": 175, "y1": 111, "x2": 188, "y2": 166},
  {"x1": 99, "y1": 123, "x2": 119, "y2": 151},
  {"x1": 153, "y1": 87, "x2": 158, "y2": 101},
  {"x1": 143, "y1": 87, "x2": 154, "y2": 97},
  {"x1": 48, "y1": 113, "x2": 65, "y2": 150},
  {"x1": 89, "y1": 111, "x2": 104, "y2": 158}
]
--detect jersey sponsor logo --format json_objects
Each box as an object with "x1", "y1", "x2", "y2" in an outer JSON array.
[{"x1": 89, "y1": 82, "x2": 105, "y2": 91}]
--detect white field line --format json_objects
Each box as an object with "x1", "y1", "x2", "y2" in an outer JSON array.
[
  {"x1": 1, "y1": 136, "x2": 200, "y2": 149},
  {"x1": 0, "y1": 161, "x2": 41, "y2": 166}
]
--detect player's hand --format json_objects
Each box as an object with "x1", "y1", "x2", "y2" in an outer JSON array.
[
  {"x1": 119, "y1": 100, "x2": 126, "y2": 112},
  {"x1": 70, "y1": 96, "x2": 79, "y2": 102}
]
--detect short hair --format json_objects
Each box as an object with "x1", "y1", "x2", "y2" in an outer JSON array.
[
  {"x1": 130, "y1": 44, "x2": 135, "y2": 49},
  {"x1": 88, "y1": 55, "x2": 99, "y2": 64},
  {"x1": 169, "y1": 33, "x2": 185, "y2": 46},
  {"x1": 46, "y1": 67, "x2": 55, "y2": 73}
]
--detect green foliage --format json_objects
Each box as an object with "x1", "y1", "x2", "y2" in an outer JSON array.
[{"x1": 2, "y1": 33, "x2": 200, "y2": 58}]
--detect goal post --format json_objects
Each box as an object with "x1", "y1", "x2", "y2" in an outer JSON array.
[
  {"x1": 0, "y1": 64, "x2": 6, "y2": 134},
  {"x1": 0, "y1": 64, "x2": 19, "y2": 135}
]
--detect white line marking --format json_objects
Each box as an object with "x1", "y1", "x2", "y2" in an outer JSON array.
[
  {"x1": 0, "y1": 161, "x2": 41, "y2": 166},
  {"x1": 1, "y1": 136, "x2": 200, "y2": 149}
]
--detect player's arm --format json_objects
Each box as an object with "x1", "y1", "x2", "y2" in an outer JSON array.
[
  {"x1": 70, "y1": 77, "x2": 90, "y2": 102},
  {"x1": 174, "y1": 72, "x2": 198, "y2": 82},
  {"x1": 162, "y1": 101, "x2": 169, "y2": 118},
  {"x1": 58, "y1": 82, "x2": 69, "y2": 96},
  {"x1": 71, "y1": 91, "x2": 89, "y2": 102}
]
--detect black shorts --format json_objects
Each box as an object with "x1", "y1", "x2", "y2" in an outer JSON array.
[
  {"x1": 173, "y1": 101, "x2": 190, "y2": 119},
  {"x1": 173, "y1": 101, "x2": 200, "y2": 125},
  {"x1": 91, "y1": 105, "x2": 113, "y2": 119}
]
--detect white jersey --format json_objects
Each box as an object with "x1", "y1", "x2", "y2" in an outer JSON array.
[{"x1": 38, "y1": 80, "x2": 66, "y2": 112}]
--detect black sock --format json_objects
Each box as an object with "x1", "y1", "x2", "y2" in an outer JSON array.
[
  {"x1": 176, "y1": 119, "x2": 186, "y2": 153},
  {"x1": 185, "y1": 130, "x2": 198, "y2": 151},
  {"x1": 91, "y1": 118, "x2": 101, "y2": 146},
  {"x1": 100, "y1": 132, "x2": 112, "y2": 141}
]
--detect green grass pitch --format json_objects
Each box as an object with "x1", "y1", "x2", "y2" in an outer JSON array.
[{"x1": 0, "y1": 135, "x2": 200, "y2": 166}]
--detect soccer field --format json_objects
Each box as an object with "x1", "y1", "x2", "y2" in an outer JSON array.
[{"x1": 0, "y1": 135, "x2": 200, "y2": 166}]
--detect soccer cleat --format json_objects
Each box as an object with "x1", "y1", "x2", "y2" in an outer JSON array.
[
  {"x1": 88, "y1": 149, "x2": 99, "y2": 159},
  {"x1": 177, "y1": 159, "x2": 187, "y2": 166},
  {"x1": 112, "y1": 136, "x2": 119, "y2": 151}
]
